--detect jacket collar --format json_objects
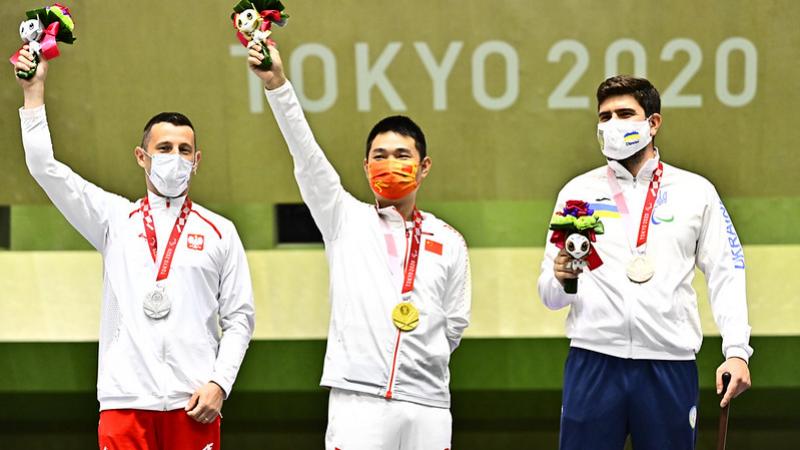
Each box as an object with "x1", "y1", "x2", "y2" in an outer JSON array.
[
  {"x1": 375, "y1": 203, "x2": 423, "y2": 226},
  {"x1": 146, "y1": 190, "x2": 187, "y2": 211},
  {"x1": 607, "y1": 147, "x2": 661, "y2": 183}
]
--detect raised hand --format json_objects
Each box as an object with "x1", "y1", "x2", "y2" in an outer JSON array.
[
  {"x1": 248, "y1": 43, "x2": 286, "y2": 90},
  {"x1": 12, "y1": 45, "x2": 48, "y2": 108}
]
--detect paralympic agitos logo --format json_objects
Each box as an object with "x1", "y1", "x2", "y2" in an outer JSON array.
[{"x1": 650, "y1": 190, "x2": 674, "y2": 225}]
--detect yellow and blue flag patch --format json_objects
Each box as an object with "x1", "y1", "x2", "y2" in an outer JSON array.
[{"x1": 589, "y1": 203, "x2": 621, "y2": 219}]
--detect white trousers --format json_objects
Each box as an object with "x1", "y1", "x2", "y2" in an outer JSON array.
[{"x1": 325, "y1": 388, "x2": 452, "y2": 450}]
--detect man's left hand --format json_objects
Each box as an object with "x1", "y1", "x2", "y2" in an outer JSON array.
[
  {"x1": 185, "y1": 382, "x2": 225, "y2": 423},
  {"x1": 716, "y1": 358, "x2": 751, "y2": 408}
]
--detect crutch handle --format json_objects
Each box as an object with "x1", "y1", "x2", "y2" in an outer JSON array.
[{"x1": 717, "y1": 372, "x2": 732, "y2": 450}]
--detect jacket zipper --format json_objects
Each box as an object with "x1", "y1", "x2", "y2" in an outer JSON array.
[
  {"x1": 626, "y1": 176, "x2": 640, "y2": 358},
  {"x1": 161, "y1": 327, "x2": 169, "y2": 410},
  {"x1": 385, "y1": 329, "x2": 402, "y2": 399},
  {"x1": 385, "y1": 218, "x2": 411, "y2": 399},
  {"x1": 626, "y1": 290, "x2": 635, "y2": 358}
]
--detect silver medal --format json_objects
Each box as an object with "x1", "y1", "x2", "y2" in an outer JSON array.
[
  {"x1": 627, "y1": 255, "x2": 655, "y2": 283},
  {"x1": 143, "y1": 284, "x2": 171, "y2": 319}
]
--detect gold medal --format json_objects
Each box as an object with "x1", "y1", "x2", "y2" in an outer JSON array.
[{"x1": 392, "y1": 302, "x2": 419, "y2": 331}]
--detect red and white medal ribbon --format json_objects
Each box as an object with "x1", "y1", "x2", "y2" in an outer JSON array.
[
  {"x1": 401, "y1": 209, "x2": 423, "y2": 298},
  {"x1": 607, "y1": 162, "x2": 663, "y2": 281},
  {"x1": 140, "y1": 197, "x2": 193, "y2": 318}
]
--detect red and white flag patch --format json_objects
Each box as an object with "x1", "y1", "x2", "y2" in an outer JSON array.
[
  {"x1": 424, "y1": 239, "x2": 443, "y2": 255},
  {"x1": 187, "y1": 234, "x2": 205, "y2": 251}
]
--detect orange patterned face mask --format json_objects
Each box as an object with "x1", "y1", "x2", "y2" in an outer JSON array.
[{"x1": 367, "y1": 159, "x2": 419, "y2": 200}]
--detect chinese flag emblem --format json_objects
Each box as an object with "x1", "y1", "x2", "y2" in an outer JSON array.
[{"x1": 424, "y1": 239, "x2": 443, "y2": 255}]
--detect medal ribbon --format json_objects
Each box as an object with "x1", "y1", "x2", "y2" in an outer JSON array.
[
  {"x1": 401, "y1": 209, "x2": 424, "y2": 296},
  {"x1": 141, "y1": 197, "x2": 193, "y2": 282},
  {"x1": 606, "y1": 162, "x2": 663, "y2": 256}
]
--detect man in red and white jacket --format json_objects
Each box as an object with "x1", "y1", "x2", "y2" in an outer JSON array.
[
  {"x1": 14, "y1": 48, "x2": 255, "y2": 450},
  {"x1": 248, "y1": 43, "x2": 471, "y2": 450}
]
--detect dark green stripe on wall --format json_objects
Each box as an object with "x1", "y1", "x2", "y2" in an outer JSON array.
[
  {"x1": 2, "y1": 336, "x2": 798, "y2": 394},
  {"x1": 0, "y1": 337, "x2": 798, "y2": 450}
]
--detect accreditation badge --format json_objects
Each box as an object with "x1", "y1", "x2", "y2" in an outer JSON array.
[
  {"x1": 392, "y1": 302, "x2": 419, "y2": 332},
  {"x1": 143, "y1": 283, "x2": 171, "y2": 319},
  {"x1": 626, "y1": 255, "x2": 655, "y2": 283}
]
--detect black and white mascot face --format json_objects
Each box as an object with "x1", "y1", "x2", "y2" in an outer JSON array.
[
  {"x1": 565, "y1": 233, "x2": 590, "y2": 260},
  {"x1": 20, "y1": 18, "x2": 44, "y2": 43},
  {"x1": 236, "y1": 8, "x2": 259, "y2": 34}
]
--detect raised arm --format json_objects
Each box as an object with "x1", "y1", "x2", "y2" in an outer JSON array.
[
  {"x1": 248, "y1": 44, "x2": 350, "y2": 241},
  {"x1": 15, "y1": 47, "x2": 128, "y2": 251}
]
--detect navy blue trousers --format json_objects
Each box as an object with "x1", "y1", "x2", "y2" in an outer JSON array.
[{"x1": 559, "y1": 347, "x2": 699, "y2": 450}]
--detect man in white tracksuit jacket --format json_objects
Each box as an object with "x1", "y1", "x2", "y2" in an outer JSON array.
[
  {"x1": 539, "y1": 75, "x2": 752, "y2": 450},
  {"x1": 14, "y1": 49, "x2": 254, "y2": 450},
  {"x1": 247, "y1": 44, "x2": 471, "y2": 449}
]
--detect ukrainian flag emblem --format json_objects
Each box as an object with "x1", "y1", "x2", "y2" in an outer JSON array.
[
  {"x1": 589, "y1": 203, "x2": 621, "y2": 219},
  {"x1": 623, "y1": 131, "x2": 641, "y2": 146}
]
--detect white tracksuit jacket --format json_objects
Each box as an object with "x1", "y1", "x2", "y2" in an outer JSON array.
[
  {"x1": 538, "y1": 154, "x2": 753, "y2": 362},
  {"x1": 265, "y1": 82, "x2": 471, "y2": 408},
  {"x1": 20, "y1": 106, "x2": 255, "y2": 411}
]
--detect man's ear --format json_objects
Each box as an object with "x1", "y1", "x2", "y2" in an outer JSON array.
[
  {"x1": 419, "y1": 156, "x2": 432, "y2": 181},
  {"x1": 649, "y1": 113, "x2": 663, "y2": 137},
  {"x1": 193, "y1": 151, "x2": 202, "y2": 174},
  {"x1": 135, "y1": 146, "x2": 148, "y2": 169},
  {"x1": 363, "y1": 158, "x2": 370, "y2": 177}
]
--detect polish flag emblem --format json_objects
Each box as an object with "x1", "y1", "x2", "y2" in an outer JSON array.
[{"x1": 187, "y1": 234, "x2": 205, "y2": 251}]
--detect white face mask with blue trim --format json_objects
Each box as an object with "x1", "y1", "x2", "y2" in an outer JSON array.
[{"x1": 597, "y1": 117, "x2": 652, "y2": 160}]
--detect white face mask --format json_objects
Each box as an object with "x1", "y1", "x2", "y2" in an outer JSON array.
[
  {"x1": 597, "y1": 117, "x2": 653, "y2": 160},
  {"x1": 144, "y1": 152, "x2": 194, "y2": 198}
]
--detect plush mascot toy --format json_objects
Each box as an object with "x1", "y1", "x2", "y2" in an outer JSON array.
[
  {"x1": 549, "y1": 200, "x2": 605, "y2": 294},
  {"x1": 10, "y1": 3, "x2": 76, "y2": 80},
  {"x1": 231, "y1": 0, "x2": 288, "y2": 69}
]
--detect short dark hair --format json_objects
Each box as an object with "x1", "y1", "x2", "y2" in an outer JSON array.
[
  {"x1": 141, "y1": 112, "x2": 195, "y2": 149},
  {"x1": 596, "y1": 76, "x2": 661, "y2": 117},
  {"x1": 365, "y1": 116, "x2": 427, "y2": 159}
]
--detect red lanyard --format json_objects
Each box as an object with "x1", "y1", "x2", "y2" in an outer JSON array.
[
  {"x1": 141, "y1": 197, "x2": 193, "y2": 282},
  {"x1": 636, "y1": 163, "x2": 663, "y2": 247},
  {"x1": 401, "y1": 209, "x2": 423, "y2": 296},
  {"x1": 607, "y1": 162, "x2": 663, "y2": 252}
]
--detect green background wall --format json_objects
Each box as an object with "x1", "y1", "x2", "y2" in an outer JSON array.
[
  {"x1": 2, "y1": 0, "x2": 799, "y2": 449},
  {"x1": 2, "y1": 0, "x2": 798, "y2": 205}
]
